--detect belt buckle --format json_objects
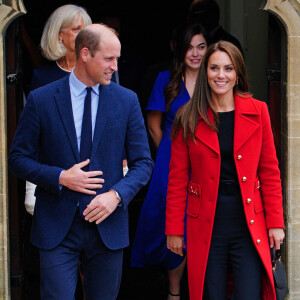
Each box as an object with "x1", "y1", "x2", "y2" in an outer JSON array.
[{"x1": 220, "y1": 180, "x2": 238, "y2": 195}]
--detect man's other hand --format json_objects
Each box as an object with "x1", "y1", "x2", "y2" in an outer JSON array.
[{"x1": 83, "y1": 190, "x2": 121, "y2": 224}]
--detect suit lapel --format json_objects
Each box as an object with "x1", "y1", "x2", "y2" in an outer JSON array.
[
  {"x1": 54, "y1": 76, "x2": 80, "y2": 162},
  {"x1": 195, "y1": 108, "x2": 220, "y2": 155},
  {"x1": 90, "y1": 85, "x2": 112, "y2": 160},
  {"x1": 234, "y1": 94, "x2": 260, "y2": 153}
]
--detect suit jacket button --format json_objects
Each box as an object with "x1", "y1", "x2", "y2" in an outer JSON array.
[
  {"x1": 250, "y1": 220, "x2": 254, "y2": 224},
  {"x1": 247, "y1": 198, "x2": 251, "y2": 204},
  {"x1": 242, "y1": 176, "x2": 247, "y2": 182},
  {"x1": 257, "y1": 239, "x2": 261, "y2": 244},
  {"x1": 237, "y1": 155, "x2": 242, "y2": 160}
]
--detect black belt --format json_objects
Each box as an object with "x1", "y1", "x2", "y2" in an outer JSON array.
[{"x1": 219, "y1": 179, "x2": 240, "y2": 195}]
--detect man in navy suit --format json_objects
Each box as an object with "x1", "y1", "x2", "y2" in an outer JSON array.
[{"x1": 9, "y1": 24, "x2": 153, "y2": 300}]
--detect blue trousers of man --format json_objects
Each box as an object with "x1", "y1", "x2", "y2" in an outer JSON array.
[{"x1": 39, "y1": 209, "x2": 123, "y2": 300}]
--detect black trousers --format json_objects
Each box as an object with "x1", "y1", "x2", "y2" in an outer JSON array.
[{"x1": 203, "y1": 192, "x2": 263, "y2": 300}]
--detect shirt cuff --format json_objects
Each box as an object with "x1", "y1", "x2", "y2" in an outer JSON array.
[
  {"x1": 110, "y1": 189, "x2": 123, "y2": 207},
  {"x1": 58, "y1": 170, "x2": 65, "y2": 190}
]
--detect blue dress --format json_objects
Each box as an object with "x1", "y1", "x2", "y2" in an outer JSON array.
[{"x1": 131, "y1": 70, "x2": 190, "y2": 270}]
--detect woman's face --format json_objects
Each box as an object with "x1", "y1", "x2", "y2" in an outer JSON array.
[
  {"x1": 59, "y1": 16, "x2": 84, "y2": 54},
  {"x1": 184, "y1": 33, "x2": 207, "y2": 71},
  {"x1": 207, "y1": 50, "x2": 237, "y2": 98}
]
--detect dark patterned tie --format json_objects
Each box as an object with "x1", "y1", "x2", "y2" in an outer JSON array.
[{"x1": 79, "y1": 87, "x2": 92, "y2": 216}]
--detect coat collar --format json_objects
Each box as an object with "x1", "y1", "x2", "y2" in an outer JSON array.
[
  {"x1": 54, "y1": 75, "x2": 80, "y2": 162},
  {"x1": 234, "y1": 94, "x2": 260, "y2": 152},
  {"x1": 194, "y1": 94, "x2": 260, "y2": 155}
]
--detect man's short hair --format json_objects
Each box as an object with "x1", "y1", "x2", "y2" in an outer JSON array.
[
  {"x1": 75, "y1": 24, "x2": 118, "y2": 59},
  {"x1": 75, "y1": 28, "x2": 100, "y2": 59}
]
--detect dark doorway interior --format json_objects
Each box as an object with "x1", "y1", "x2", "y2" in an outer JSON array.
[
  {"x1": 267, "y1": 13, "x2": 287, "y2": 171},
  {"x1": 7, "y1": 1, "x2": 193, "y2": 299}
]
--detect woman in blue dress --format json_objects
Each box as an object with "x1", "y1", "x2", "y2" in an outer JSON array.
[{"x1": 131, "y1": 23, "x2": 208, "y2": 299}]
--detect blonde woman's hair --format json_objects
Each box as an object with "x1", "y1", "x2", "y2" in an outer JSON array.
[{"x1": 40, "y1": 4, "x2": 92, "y2": 61}]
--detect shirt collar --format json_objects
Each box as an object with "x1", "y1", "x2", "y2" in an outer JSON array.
[{"x1": 70, "y1": 70, "x2": 100, "y2": 97}]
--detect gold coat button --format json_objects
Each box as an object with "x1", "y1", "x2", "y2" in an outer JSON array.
[
  {"x1": 257, "y1": 239, "x2": 261, "y2": 244},
  {"x1": 247, "y1": 198, "x2": 251, "y2": 204},
  {"x1": 237, "y1": 155, "x2": 242, "y2": 160},
  {"x1": 250, "y1": 220, "x2": 254, "y2": 224},
  {"x1": 242, "y1": 176, "x2": 247, "y2": 182}
]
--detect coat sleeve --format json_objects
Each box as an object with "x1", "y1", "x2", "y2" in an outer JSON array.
[
  {"x1": 258, "y1": 102, "x2": 284, "y2": 229},
  {"x1": 165, "y1": 127, "x2": 190, "y2": 236},
  {"x1": 8, "y1": 93, "x2": 64, "y2": 194},
  {"x1": 110, "y1": 94, "x2": 153, "y2": 209}
]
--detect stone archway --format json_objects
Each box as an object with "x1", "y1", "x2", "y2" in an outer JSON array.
[
  {"x1": 0, "y1": 1, "x2": 26, "y2": 299},
  {"x1": 262, "y1": 1, "x2": 300, "y2": 299},
  {"x1": 0, "y1": 0, "x2": 299, "y2": 299}
]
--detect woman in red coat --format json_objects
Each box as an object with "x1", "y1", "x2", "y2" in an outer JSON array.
[{"x1": 165, "y1": 41, "x2": 285, "y2": 300}]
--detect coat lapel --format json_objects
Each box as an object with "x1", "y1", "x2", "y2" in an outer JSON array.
[
  {"x1": 234, "y1": 94, "x2": 260, "y2": 153},
  {"x1": 90, "y1": 85, "x2": 111, "y2": 160},
  {"x1": 54, "y1": 76, "x2": 80, "y2": 162},
  {"x1": 195, "y1": 108, "x2": 220, "y2": 155}
]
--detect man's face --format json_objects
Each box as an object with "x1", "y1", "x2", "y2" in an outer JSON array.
[{"x1": 86, "y1": 36, "x2": 121, "y2": 86}]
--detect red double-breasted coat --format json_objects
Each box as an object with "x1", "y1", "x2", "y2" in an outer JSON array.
[{"x1": 166, "y1": 94, "x2": 284, "y2": 300}]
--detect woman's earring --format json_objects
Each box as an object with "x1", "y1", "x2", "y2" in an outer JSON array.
[
  {"x1": 236, "y1": 78, "x2": 239, "y2": 86},
  {"x1": 59, "y1": 38, "x2": 63, "y2": 43}
]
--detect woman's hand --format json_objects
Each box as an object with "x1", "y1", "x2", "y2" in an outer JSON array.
[
  {"x1": 147, "y1": 110, "x2": 163, "y2": 148},
  {"x1": 167, "y1": 235, "x2": 186, "y2": 256},
  {"x1": 268, "y1": 228, "x2": 285, "y2": 250}
]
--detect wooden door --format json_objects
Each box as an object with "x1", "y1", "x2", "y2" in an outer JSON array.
[{"x1": 6, "y1": 18, "x2": 27, "y2": 300}]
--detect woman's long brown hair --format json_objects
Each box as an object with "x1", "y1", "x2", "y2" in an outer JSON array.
[
  {"x1": 172, "y1": 41, "x2": 250, "y2": 141},
  {"x1": 164, "y1": 23, "x2": 207, "y2": 111}
]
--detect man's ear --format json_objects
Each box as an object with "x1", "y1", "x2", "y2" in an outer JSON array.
[{"x1": 81, "y1": 47, "x2": 90, "y2": 63}]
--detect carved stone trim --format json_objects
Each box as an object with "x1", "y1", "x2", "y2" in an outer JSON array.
[{"x1": 0, "y1": 1, "x2": 26, "y2": 299}]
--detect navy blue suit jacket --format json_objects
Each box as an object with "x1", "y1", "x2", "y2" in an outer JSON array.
[{"x1": 9, "y1": 75, "x2": 153, "y2": 250}]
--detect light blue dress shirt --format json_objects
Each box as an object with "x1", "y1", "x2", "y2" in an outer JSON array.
[
  {"x1": 68, "y1": 71, "x2": 122, "y2": 204},
  {"x1": 69, "y1": 71, "x2": 100, "y2": 152},
  {"x1": 58, "y1": 71, "x2": 100, "y2": 190}
]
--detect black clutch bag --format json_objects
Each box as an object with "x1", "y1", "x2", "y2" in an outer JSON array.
[{"x1": 271, "y1": 245, "x2": 288, "y2": 300}]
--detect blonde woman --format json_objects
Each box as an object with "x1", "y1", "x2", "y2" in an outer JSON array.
[{"x1": 30, "y1": 4, "x2": 92, "y2": 91}]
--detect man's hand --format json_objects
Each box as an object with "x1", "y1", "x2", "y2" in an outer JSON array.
[
  {"x1": 83, "y1": 190, "x2": 121, "y2": 224},
  {"x1": 167, "y1": 235, "x2": 186, "y2": 256},
  {"x1": 59, "y1": 159, "x2": 104, "y2": 194}
]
